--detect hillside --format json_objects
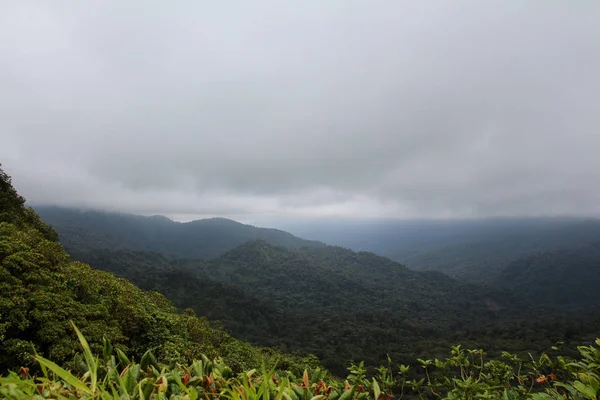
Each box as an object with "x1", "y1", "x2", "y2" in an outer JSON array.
[
  {"x1": 495, "y1": 242, "x2": 600, "y2": 309},
  {"x1": 39, "y1": 206, "x2": 600, "y2": 286},
  {"x1": 70, "y1": 244, "x2": 494, "y2": 372},
  {"x1": 6, "y1": 167, "x2": 599, "y2": 376},
  {"x1": 4, "y1": 164, "x2": 600, "y2": 398},
  {"x1": 69, "y1": 240, "x2": 600, "y2": 376},
  {"x1": 66, "y1": 247, "x2": 287, "y2": 347},
  {"x1": 34, "y1": 206, "x2": 323, "y2": 259},
  {"x1": 0, "y1": 165, "x2": 310, "y2": 375},
  {"x1": 281, "y1": 218, "x2": 600, "y2": 283}
]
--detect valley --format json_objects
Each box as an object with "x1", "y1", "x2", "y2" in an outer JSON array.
[
  {"x1": 33, "y1": 205, "x2": 600, "y2": 375},
  {"x1": 2, "y1": 165, "x2": 600, "y2": 398}
]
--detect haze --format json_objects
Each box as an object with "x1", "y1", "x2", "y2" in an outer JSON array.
[{"x1": 1, "y1": 1, "x2": 600, "y2": 221}]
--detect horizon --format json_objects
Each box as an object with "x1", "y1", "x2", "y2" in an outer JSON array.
[
  {"x1": 2, "y1": 2, "x2": 600, "y2": 219},
  {"x1": 31, "y1": 203, "x2": 599, "y2": 229}
]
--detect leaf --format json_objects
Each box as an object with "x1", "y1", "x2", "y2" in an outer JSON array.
[
  {"x1": 303, "y1": 369, "x2": 309, "y2": 389},
  {"x1": 103, "y1": 335, "x2": 114, "y2": 363},
  {"x1": 573, "y1": 380, "x2": 597, "y2": 399},
  {"x1": 372, "y1": 378, "x2": 381, "y2": 400},
  {"x1": 35, "y1": 354, "x2": 92, "y2": 395},
  {"x1": 116, "y1": 348, "x2": 130, "y2": 368},
  {"x1": 71, "y1": 321, "x2": 97, "y2": 393},
  {"x1": 338, "y1": 388, "x2": 354, "y2": 400},
  {"x1": 140, "y1": 349, "x2": 157, "y2": 371},
  {"x1": 171, "y1": 370, "x2": 190, "y2": 396},
  {"x1": 138, "y1": 378, "x2": 155, "y2": 400},
  {"x1": 530, "y1": 394, "x2": 555, "y2": 400},
  {"x1": 122, "y1": 367, "x2": 136, "y2": 395},
  {"x1": 327, "y1": 391, "x2": 340, "y2": 400}
]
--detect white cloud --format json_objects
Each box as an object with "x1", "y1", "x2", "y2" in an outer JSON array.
[{"x1": 1, "y1": 1, "x2": 600, "y2": 219}]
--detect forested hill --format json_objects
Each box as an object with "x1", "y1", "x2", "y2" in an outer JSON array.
[
  {"x1": 34, "y1": 205, "x2": 323, "y2": 259},
  {"x1": 281, "y1": 218, "x2": 600, "y2": 283},
  {"x1": 69, "y1": 239, "x2": 600, "y2": 375},
  {"x1": 494, "y1": 242, "x2": 600, "y2": 308},
  {"x1": 64, "y1": 247, "x2": 286, "y2": 348},
  {"x1": 0, "y1": 164, "x2": 312, "y2": 375},
  {"x1": 69, "y1": 243, "x2": 507, "y2": 373},
  {"x1": 5, "y1": 162, "x2": 600, "y2": 383}
]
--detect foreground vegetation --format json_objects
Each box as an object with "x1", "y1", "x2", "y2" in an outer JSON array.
[
  {"x1": 67, "y1": 241, "x2": 600, "y2": 375},
  {"x1": 1, "y1": 323, "x2": 599, "y2": 399},
  {"x1": 0, "y1": 164, "x2": 313, "y2": 375},
  {"x1": 2, "y1": 164, "x2": 600, "y2": 399},
  {"x1": 34, "y1": 192, "x2": 600, "y2": 376}
]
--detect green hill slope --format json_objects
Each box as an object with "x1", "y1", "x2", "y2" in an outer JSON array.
[
  {"x1": 66, "y1": 247, "x2": 286, "y2": 348},
  {"x1": 283, "y1": 218, "x2": 600, "y2": 283},
  {"x1": 3, "y1": 165, "x2": 600, "y2": 399},
  {"x1": 495, "y1": 242, "x2": 600, "y2": 309},
  {"x1": 0, "y1": 164, "x2": 308, "y2": 374},
  {"x1": 34, "y1": 206, "x2": 323, "y2": 259},
  {"x1": 67, "y1": 240, "x2": 600, "y2": 376}
]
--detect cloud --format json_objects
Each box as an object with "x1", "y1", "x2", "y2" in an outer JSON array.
[{"x1": 1, "y1": 1, "x2": 600, "y2": 220}]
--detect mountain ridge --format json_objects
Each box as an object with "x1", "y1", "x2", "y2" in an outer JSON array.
[
  {"x1": 279, "y1": 217, "x2": 600, "y2": 283},
  {"x1": 35, "y1": 205, "x2": 324, "y2": 259},
  {"x1": 30, "y1": 204, "x2": 600, "y2": 374},
  {"x1": 67, "y1": 238, "x2": 580, "y2": 374},
  {"x1": 1, "y1": 165, "x2": 313, "y2": 375}
]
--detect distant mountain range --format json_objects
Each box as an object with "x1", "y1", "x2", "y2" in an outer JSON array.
[
  {"x1": 495, "y1": 242, "x2": 600, "y2": 308},
  {"x1": 36, "y1": 206, "x2": 600, "y2": 373},
  {"x1": 67, "y1": 242, "x2": 510, "y2": 372},
  {"x1": 35, "y1": 206, "x2": 323, "y2": 259},
  {"x1": 278, "y1": 217, "x2": 600, "y2": 283}
]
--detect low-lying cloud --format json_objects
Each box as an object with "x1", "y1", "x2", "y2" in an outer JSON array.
[{"x1": 1, "y1": 1, "x2": 599, "y2": 220}]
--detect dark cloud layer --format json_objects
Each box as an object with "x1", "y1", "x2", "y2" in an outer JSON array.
[{"x1": 1, "y1": 1, "x2": 599, "y2": 220}]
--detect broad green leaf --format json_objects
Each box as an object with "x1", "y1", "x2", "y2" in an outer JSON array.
[
  {"x1": 71, "y1": 321, "x2": 98, "y2": 393},
  {"x1": 35, "y1": 354, "x2": 92, "y2": 395},
  {"x1": 573, "y1": 380, "x2": 597, "y2": 399},
  {"x1": 372, "y1": 378, "x2": 381, "y2": 400},
  {"x1": 140, "y1": 349, "x2": 157, "y2": 371},
  {"x1": 116, "y1": 348, "x2": 130, "y2": 368}
]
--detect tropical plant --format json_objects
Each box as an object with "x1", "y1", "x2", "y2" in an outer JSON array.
[{"x1": 1, "y1": 322, "x2": 599, "y2": 399}]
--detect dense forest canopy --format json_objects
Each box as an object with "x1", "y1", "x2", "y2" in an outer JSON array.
[
  {"x1": 0, "y1": 164, "x2": 314, "y2": 376},
  {"x1": 35, "y1": 206, "x2": 323, "y2": 259},
  {"x1": 278, "y1": 218, "x2": 600, "y2": 283},
  {"x1": 1, "y1": 163, "x2": 600, "y2": 398},
  {"x1": 1, "y1": 163, "x2": 600, "y2": 399},
  {"x1": 32, "y1": 186, "x2": 600, "y2": 376}
]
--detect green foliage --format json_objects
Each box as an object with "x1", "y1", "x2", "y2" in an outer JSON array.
[
  {"x1": 2, "y1": 324, "x2": 600, "y2": 399},
  {"x1": 0, "y1": 164, "x2": 58, "y2": 242},
  {"x1": 69, "y1": 241, "x2": 600, "y2": 376},
  {"x1": 34, "y1": 206, "x2": 323, "y2": 259},
  {"x1": 294, "y1": 218, "x2": 600, "y2": 284},
  {"x1": 0, "y1": 164, "x2": 311, "y2": 376},
  {"x1": 495, "y1": 243, "x2": 600, "y2": 307},
  {"x1": 4, "y1": 161, "x2": 600, "y2": 400},
  {"x1": 29, "y1": 171, "x2": 600, "y2": 377},
  {"x1": 0, "y1": 322, "x2": 337, "y2": 399}
]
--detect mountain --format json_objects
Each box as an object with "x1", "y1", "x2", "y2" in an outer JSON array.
[
  {"x1": 66, "y1": 247, "x2": 287, "y2": 348},
  {"x1": 34, "y1": 206, "x2": 323, "y2": 259},
  {"x1": 0, "y1": 165, "x2": 311, "y2": 374},
  {"x1": 495, "y1": 242, "x2": 600, "y2": 309},
  {"x1": 279, "y1": 218, "x2": 600, "y2": 283},
  {"x1": 5, "y1": 160, "x2": 600, "y2": 379},
  {"x1": 37, "y1": 206, "x2": 600, "y2": 285},
  {"x1": 69, "y1": 243, "x2": 493, "y2": 373},
  {"x1": 69, "y1": 240, "x2": 600, "y2": 375}
]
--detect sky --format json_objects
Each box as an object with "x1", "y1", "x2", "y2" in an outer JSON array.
[{"x1": 1, "y1": 1, "x2": 600, "y2": 222}]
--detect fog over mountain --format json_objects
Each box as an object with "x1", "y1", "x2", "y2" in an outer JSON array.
[{"x1": 2, "y1": 2, "x2": 600, "y2": 219}]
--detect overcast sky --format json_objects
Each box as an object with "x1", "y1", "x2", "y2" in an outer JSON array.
[{"x1": 1, "y1": 1, "x2": 600, "y2": 222}]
